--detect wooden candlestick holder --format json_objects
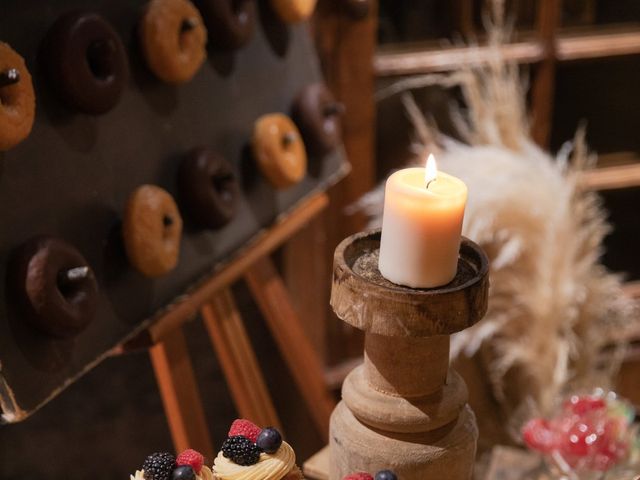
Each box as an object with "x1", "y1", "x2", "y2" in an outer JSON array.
[{"x1": 329, "y1": 229, "x2": 489, "y2": 480}]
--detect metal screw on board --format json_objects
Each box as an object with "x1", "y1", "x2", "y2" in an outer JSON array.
[{"x1": 344, "y1": 0, "x2": 370, "y2": 20}]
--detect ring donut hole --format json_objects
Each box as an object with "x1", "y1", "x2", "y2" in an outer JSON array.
[
  {"x1": 162, "y1": 213, "x2": 176, "y2": 241},
  {"x1": 86, "y1": 39, "x2": 117, "y2": 81},
  {"x1": 122, "y1": 185, "x2": 183, "y2": 277},
  {"x1": 177, "y1": 148, "x2": 239, "y2": 229},
  {"x1": 212, "y1": 170, "x2": 236, "y2": 203},
  {"x1": 0, "y1": 43, "x2": 35, "y2": 150},
  {"x1": 292, "y1": 83, "x2": 343, "y2": 156},
  {"x1": 179, "y1": 16, "x2": 200, "y2": 49},
  {"x1": 9, "y1": 237, "x2": 98, "y2": 338},
  {"x1": 56, "y1": 267, "x2": 91, "y2": 305},
  {"x1": 252, "y1": 113, "x2": 307, "y2": 189},
  {"x1": 0, "y1": 71, "x2": 18, "y2": 106}
]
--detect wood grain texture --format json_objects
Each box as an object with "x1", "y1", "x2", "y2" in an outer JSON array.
[
  {"x1": 331, "y1": 230, "x2": 489, "y2": 336},
  {"x1": 244, "y1": 257, "x2": 336, "y2": 441},
  {"x1": 149, "y1": 328, "x2": 214, "y2": 458},
  {"x1": 309, "y1": 0, "x2": 378, "y2": 364},
  {"x1": 531, "y1": 0, "x2": 561, "y2": 147},
  {"x1": 147, "y1": 192, "x2": 329, "y2": 343},
  {"x1": 327, "y1": 230, "x2": 488, "y2": 479},
  {"x1": 201, "y1": 289, "x2": 282, "y2": 430},
  {"x1": 303, "y1": 444, "x2": 330, "y2": 480}
]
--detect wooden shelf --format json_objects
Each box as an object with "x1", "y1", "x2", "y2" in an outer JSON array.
[
  {"x1": 374, "y1": 40, "x2": 543, "y2": 77},
  {"x1": 374, "y1": 25, "x2": 640, "y2": 77},
  {"x1": 557, "y1": 27, "x2": 640, "y2": 61},
  {"x1": 580, "y1": 163, "x2": 640, "y2": 191}
]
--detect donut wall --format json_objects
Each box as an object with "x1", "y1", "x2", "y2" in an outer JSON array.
[{"x1": 0, "y1": 0, "x2": 347, "y2": 421}]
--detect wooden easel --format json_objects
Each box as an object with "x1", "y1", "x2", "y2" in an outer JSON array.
[{"x1": 138, "y1": 192, "x2": 336, "y2": 459}]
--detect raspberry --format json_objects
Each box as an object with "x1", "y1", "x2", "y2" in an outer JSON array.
[
  {"x1": 142, "y1": 452, "x2": 176, "y2": 480},
  {"x1": 522, "y1": 418, "x2": 558, "y2": 453},
  {"x1": 176, "y1": 449, "x2": 204, "y2": 474},
  {"x1": 228, "y1": 419, "x2": 261, "y2": 443},
  {"x1": 221, "y1": 436, "x2": 261, "y2": 466},
  {"x1": 564, "y1": 395, "x2": 606, "y2": 415},
  {"x1": 343, "y1": 473, "x2": 374, "y2": 480}
]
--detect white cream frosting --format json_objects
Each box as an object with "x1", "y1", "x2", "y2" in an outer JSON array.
[
  {"x1": 212, "y1": 441, "x2": 296, "y2": 480},
  {"x1": 130, "y1": 466, "x2": 214, "y2": 480}
]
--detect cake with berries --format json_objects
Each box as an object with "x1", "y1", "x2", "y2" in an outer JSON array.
[
  {"x1": 130, "y1": 448, "x2": 213, "y2": 480},
  {"x1": 212, "y1": 419, "x2": 303, "y2": 480}
]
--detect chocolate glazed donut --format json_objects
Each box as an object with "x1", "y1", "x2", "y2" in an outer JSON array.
[
  {"x1": 8, "y1": 236, "x2": 98, "y2": 338},
  {"x1": 292, "y1": 83, "x2": 344, "y2": 156},
  {"x1": 194, "y1": 0, "x2": 256, "y2": 50},
  {"x1": 42, "y1": 11, "x2": 129, "y2": 114},
  {"x1": 178, "y1": 147, "x2": 239, "y2": 229}
]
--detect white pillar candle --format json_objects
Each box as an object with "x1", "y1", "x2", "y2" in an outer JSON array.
[{"x1": 378, "y1": 154, "x2": 467, "y2": 288}]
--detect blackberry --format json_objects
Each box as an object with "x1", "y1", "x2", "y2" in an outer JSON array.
[
  {"x1": 221, "y1": 435, "x2": 261, "y2": 466},
  {"x1": 142, "y1": 452, "x2": 176, "y2": 480}
]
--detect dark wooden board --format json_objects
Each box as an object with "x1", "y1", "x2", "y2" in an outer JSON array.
[{"x1": 0, "y1": 0, "x2": 347, "y2": 421}]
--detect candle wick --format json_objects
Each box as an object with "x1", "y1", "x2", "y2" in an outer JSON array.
[{"x1": 426, "y1": 178, "x2": 436, "y2": 190}]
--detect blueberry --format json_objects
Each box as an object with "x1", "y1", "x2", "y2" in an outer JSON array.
[
  {"x1": 256, "y1": 427, "x2": 282, "y2": 454},
  {"x1": 375, "y1": 470, "x2": 397, "y2": 480},
  {"x1": 171, "y1": 466, "x2": 195, "y2": 480}
]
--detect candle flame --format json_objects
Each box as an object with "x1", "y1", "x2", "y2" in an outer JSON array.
[{"x1": 425, "y1": 154, "x2": 437, "y2": 187}]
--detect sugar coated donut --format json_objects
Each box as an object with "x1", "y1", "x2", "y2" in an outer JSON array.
[
  {"x1": 9, "y1": 236, "x2": 98, "y2": 338},
  {"x1": 252, "y1": 113, "x2": 307, "y2": 189},
  {"x1": 123, "y1": 185, "x2": 183, "y2": 278},
  {"x1": 292, "y1": 83, "x2": 343, "y2": 156},
  {"x1": 178, "y1": 147, "x2": 239, "y2": 229},
  {"x1": 194, "y1": 0, "x2": 256, "y2": 50},
  {"x1": 140, "y1": 0, "x2": 208, "y2": 84},
  {"x1": 270, "y1": 0, "x2": 317, "y2": 23},
  {"x1": 0, "y1": 43, "x2": 35, "y2": 151},
  {"x1": 42, "y1": 11, "x2": 129, "y2": 115}
]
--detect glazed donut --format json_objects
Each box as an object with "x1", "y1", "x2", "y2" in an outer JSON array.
[
  {"x1": 140, "y1": 0, "x2": 208, "y2": 84},
  {"x1": 194, "y1": 0, "x2": 256, "y2": 50},
  {"x1": 178, "y1": 147, "x2": 239, "y2": 229},
  {"x1": 122, "y1": 185, "x2": 183, "y2": 278},
  {"x1": 292, "y1": 83, "x2": 344, "y2": 156},
  {"x1": 0, "y1": 43, "x2": 35, "y2": 151},
  {"x1": 9, "y1": 236, "x2": 98, "y2": 338},
  {"x1": 42, "y1": 11, "x2": 129, "y2": 114},
  {"x1": 270, "y1": 0, "x2": 317, "y2": 23},
  {"x1": 252, "y1": 113, "x2": 307, "y2": 189}
]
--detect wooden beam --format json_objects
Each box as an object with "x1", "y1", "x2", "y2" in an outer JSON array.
[
  {"x1": 282, "y1": 213, "x2": 330, "y2": 362},
  {"x1": 374, "y1": 40, "x2": 544, "y2": 76},
  {"x1": 530, "y1": 0, "x2": 562, "y2": 147},
  {"x1": 580, "y1": 164, "x2": 640, "y2": 191},
  {"x1": 145, "y1": 192, "x2": 328, "y2": 343},
  {"x1": 373, "y1": 26, "x2": 640, "y2": 78},
  {"x1": 201, "y1": 289, "x2": 282, "y2": 430},
  {"x1": 150, "y1": 328, "x2": 214, "y2": 458},
  {"x1": 557, "y1": 27, "x2": 640, "y2": 61},
  {"x1": 244, "y1": 257, "x2": 336, "y2": 441},
  {"x1": 294, "y1": 1, "x2": 377, "y2": 365}
]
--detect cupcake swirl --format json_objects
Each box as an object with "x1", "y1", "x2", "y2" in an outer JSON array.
[
  {"x1": 213, "y1": 441, "x2": 295, "y2": 480},
  {"x1": 130, "y1": 466, "x2": 214, "y2": 480}
]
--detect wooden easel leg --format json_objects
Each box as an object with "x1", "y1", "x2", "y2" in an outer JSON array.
[
  {"x1": 245, "y1": 257, "x2": 335, "y2": 441},
  {"x1": 150, "y1": 328, "x2": 214, "y2": 458},
  {"x1": 201, "y1": 288, "x2": 282, "y2": 430}
]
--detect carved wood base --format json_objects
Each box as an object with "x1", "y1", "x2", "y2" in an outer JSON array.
[{"x1": 329, "y1": 401, "x2": 478, "y2": 479}]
